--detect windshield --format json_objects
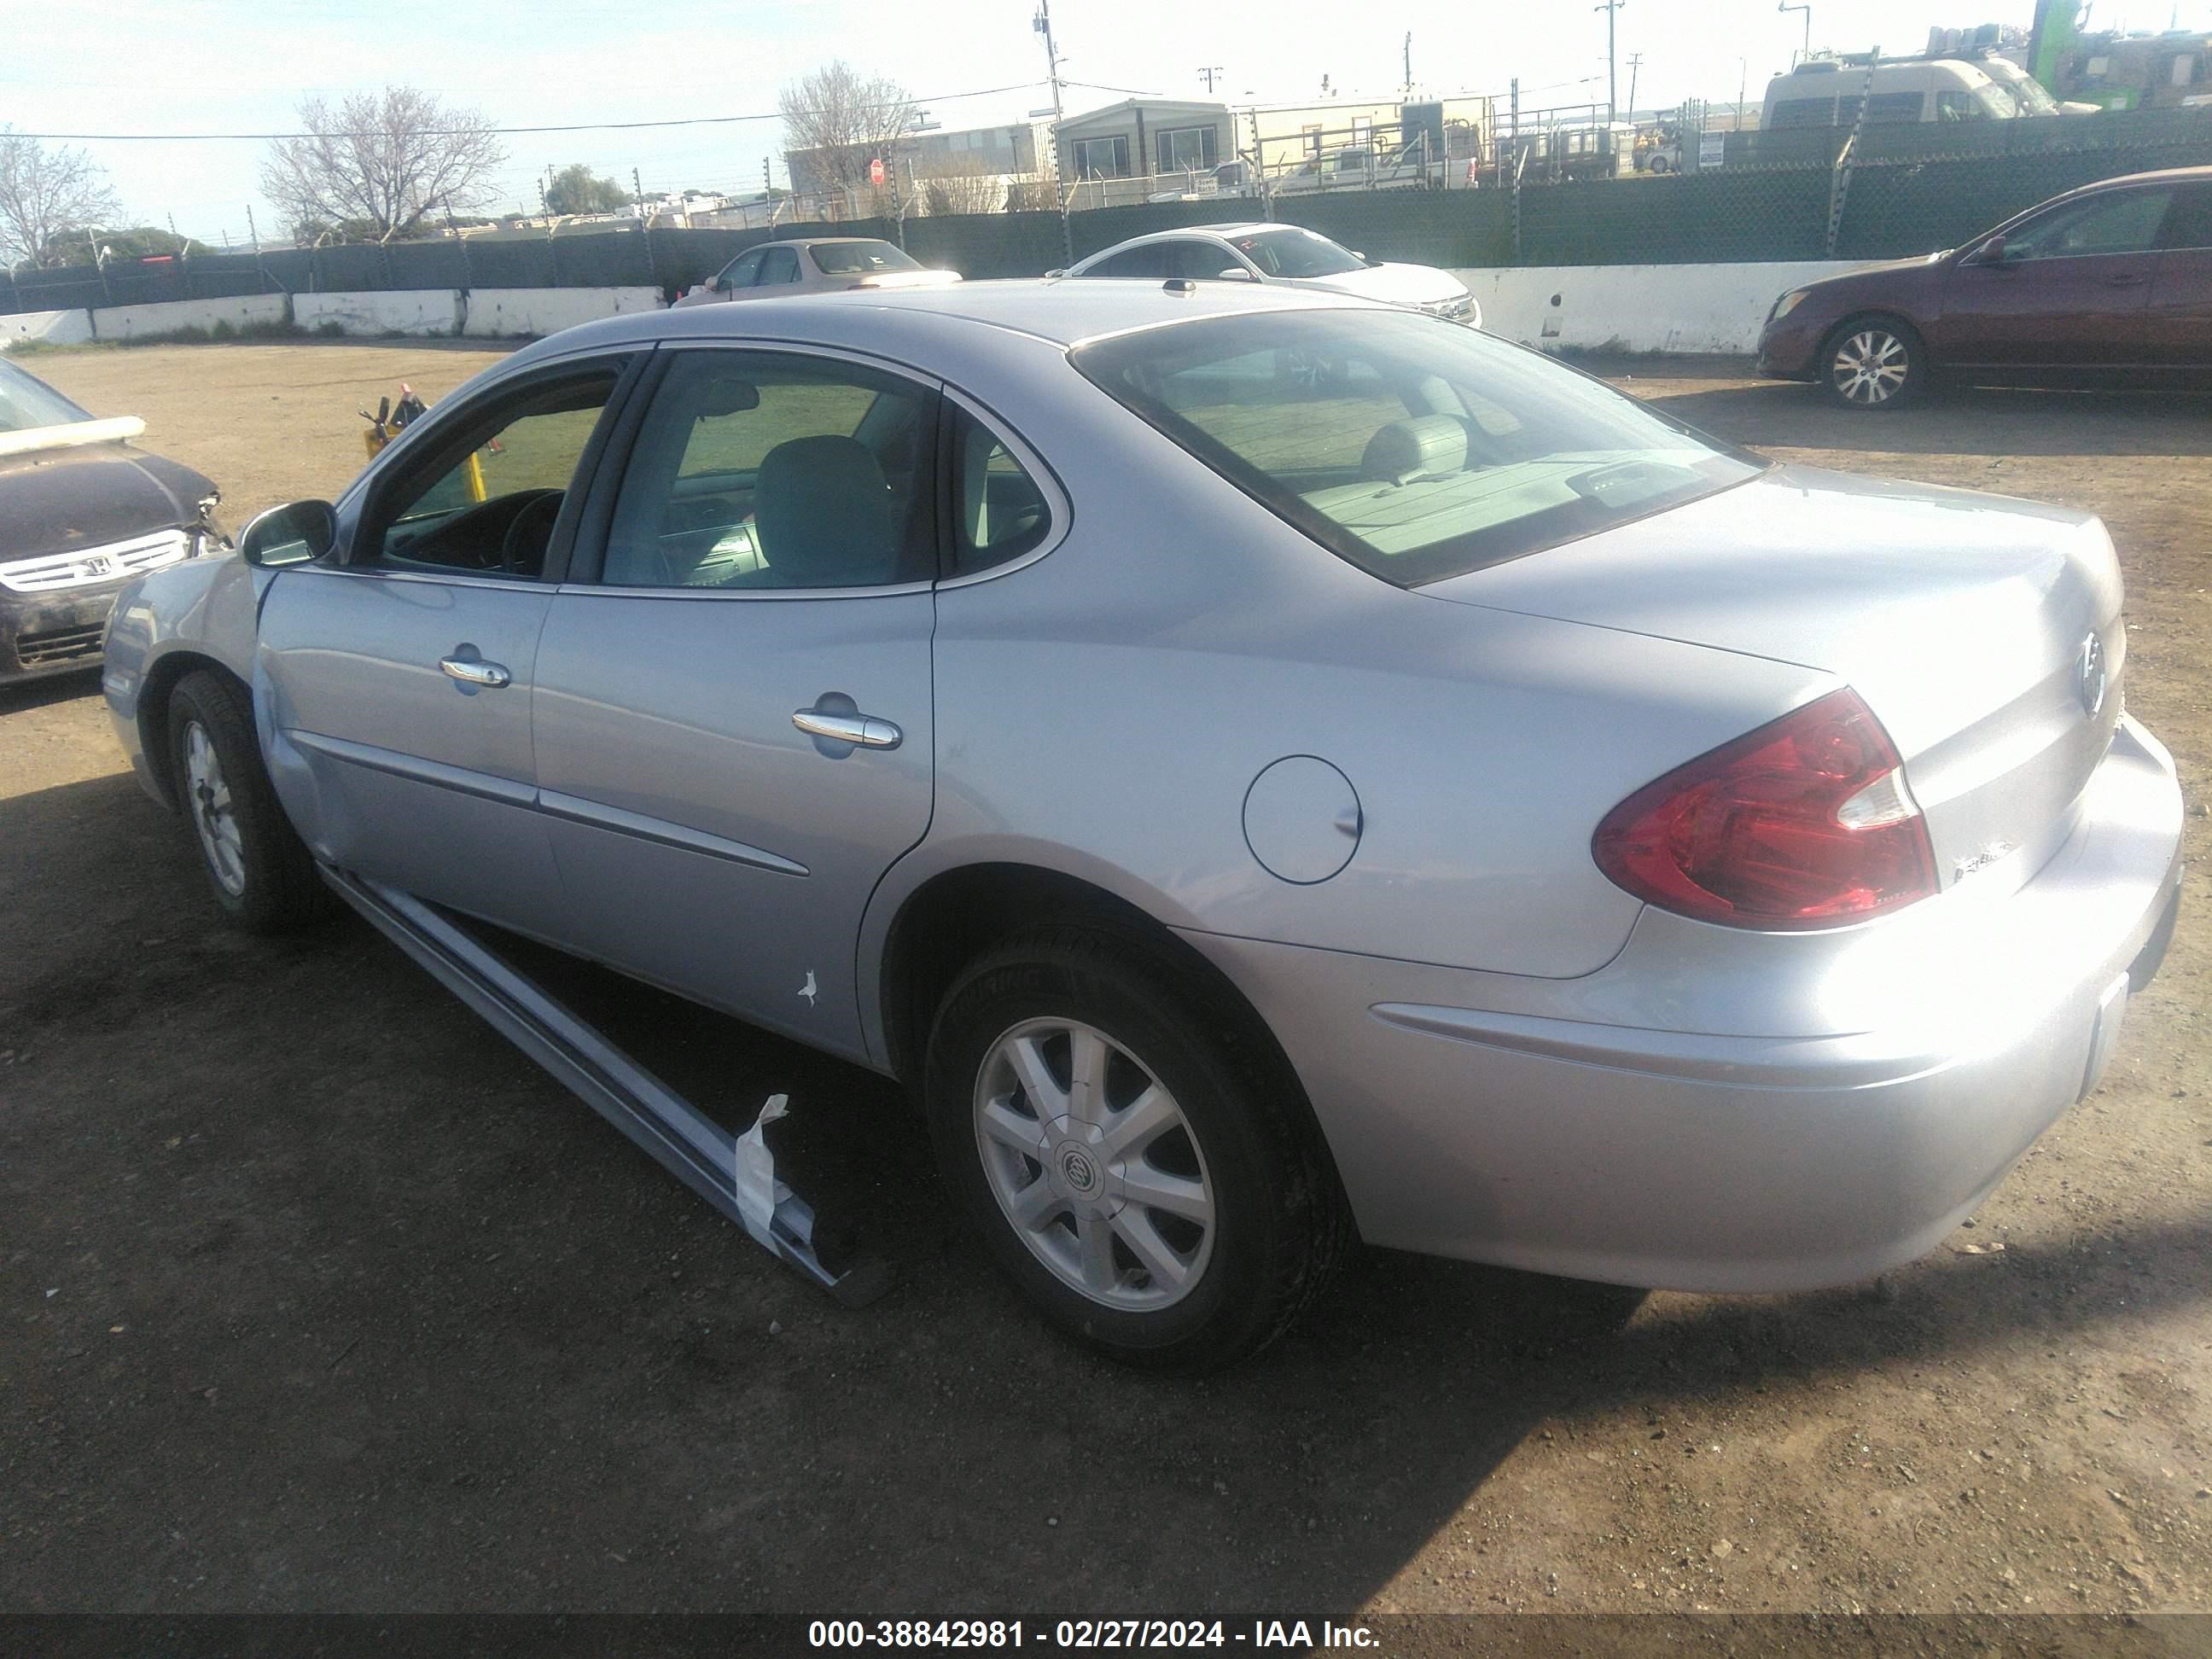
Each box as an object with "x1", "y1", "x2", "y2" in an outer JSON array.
[
  {"x1": 2004, "y1": 74, "x2": 2060, "y2": 114},
  {"x1": 1228, "y1": 228, "x2": 1366, "y2": 279},
  {"x1": 807, "y1": 240, "x2": 922, "y2": 276},
  {"x1": 1072, "y1": 311, "x2": 1762, "y2": 586},
  {"x1": 0, "y1": 358, "x2": 92, "y2": 433},
  {"x1": 1974, "y1": 82, "x2": 2019, "y2": 119}
]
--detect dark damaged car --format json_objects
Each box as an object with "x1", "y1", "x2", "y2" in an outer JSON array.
[{"x1": 0, "y1": 356, "x2": 225, "y2": 684}]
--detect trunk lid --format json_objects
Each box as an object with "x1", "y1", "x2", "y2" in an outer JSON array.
[{"x1": 1423, "y1": 464, "x2": 2125, "y2": 894}]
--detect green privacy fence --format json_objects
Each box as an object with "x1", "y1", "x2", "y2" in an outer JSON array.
[{"x1": 5, "y1": 108, "x2": 2209, "y2": 317}]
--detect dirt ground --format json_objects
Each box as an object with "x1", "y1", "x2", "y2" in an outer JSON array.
[{"x1": 3, "y1": 342, "x2": 2209, "y2": 1627}]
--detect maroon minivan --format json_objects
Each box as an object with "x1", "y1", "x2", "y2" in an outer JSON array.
[{"x1": 1757, "y1": 166, "x2": 2212, "y2": 408}]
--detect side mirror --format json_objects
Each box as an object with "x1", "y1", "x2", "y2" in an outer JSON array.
[
  {"x1": 1217, "y1": 266, "x2": 1257, "y2": 282},
  {"x1": 1358, "y1": 251, "x2": 1380, "y2": 266},
  {"x1": 1965, "y1": 234, "x2": 2007, "y2": 265},
  {"x1": 240, "y1": 499, "x2": 336, "y2": 568}
]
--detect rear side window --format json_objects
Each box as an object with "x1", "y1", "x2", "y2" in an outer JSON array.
[
  {"x1": 947, "y1": 407, "x2": 1052, "y2": 577},
  {"x1": 1085, "y1": 245, "x2": 1167, "y2": 278},
  {"x1": 1073, "y1": 311, "x2": 1761, "y2": 587},
  {"x1": 599, "y1": 352, "x2": 937, "y2": 591},
  {"x1": 808, "y1": 240, "x2": 922, "y2": 276},
  {"x1": 1866, "y1": 91, "x2": 1926, "y2": 122}
]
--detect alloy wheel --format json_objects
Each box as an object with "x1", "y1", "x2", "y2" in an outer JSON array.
[
  {"x1": 972, "y1": 1017, "x2": 1218, "y2": 1311},
  {"x1": 1830, "y1": 328, "x2": 1912, "y2": 406},
  {"x1": 183, "y1": 719, "x2": 247, "y2": 896}
]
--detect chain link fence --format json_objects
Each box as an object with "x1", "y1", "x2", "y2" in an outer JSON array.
[{"x1": 5, "y1": 108, "x2": 2209, "y2": 317}]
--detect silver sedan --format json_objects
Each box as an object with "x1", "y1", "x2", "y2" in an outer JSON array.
[{"x1": 102, "y1": 281, "x2": 2184, "y2": 1371}]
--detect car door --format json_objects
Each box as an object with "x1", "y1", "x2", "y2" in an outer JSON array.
[
  {"x1": 529, "y1": 345, "x2": 940, "y2": 1062},
  {"x1": 2145, "y1": 181, "x2": 2212, "y2": 375},
  {"x1": 1940, "y1": 185, "x2": 2173, "y2": 372},
  {"x1": 256, "y1": 355, "x2": 637, "y2": 940}
]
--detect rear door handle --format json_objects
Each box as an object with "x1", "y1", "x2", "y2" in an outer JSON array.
[
  {"x1": 794, "y1": 707, "x2": 902, "y2": 749},
  {"x1": 439, "y1": 655, "x2": 512, "y2": 689}
]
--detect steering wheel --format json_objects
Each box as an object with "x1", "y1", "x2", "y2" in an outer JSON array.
[{"x1": 499, "y1": 490, "x2": 565, "y2": 577}]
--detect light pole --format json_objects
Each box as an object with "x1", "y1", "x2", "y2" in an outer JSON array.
[
  {"x1": 1594, "y1": 0, "x2": 1627, "y2": 125},
  {"x1": 1779, "y1": 1, "x2": 1811, "y2": 66}
]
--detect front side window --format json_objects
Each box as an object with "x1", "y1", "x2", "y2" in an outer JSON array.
[
  {"x1": 948, "y1": 407, "x2": 1052, "y2": 577},
  {"x1": 1227, "y1": 228, "x2": 1365, "y2": 279},
  {"x1": 600, "y1": 352, "x2": 936, "y2": 591},
  {"x1": 1073, "y1": 311, "x2": 1761, "y2": 587},
  {"x1": 716, "y1": 248, "x2": 765, "y2": 290},
  {"x1": 760, "y1": 245, "x2": 801, "y2": 284},
  {"x1": 1936, "y1": 89, "x2": 1987, "y2": 121},
  {"x1": 363, "y1": 369, "x2": 623, "y2": 577},
  {"x1": 2005, "y1": 189, "x2": 2172, "y2": 260},
  {"x1": 808, "y1": 239, "x2": 923, "y2": 276},
  {"x1": 1084, "y1": 244, "x2": 1169, "y2": 278}
]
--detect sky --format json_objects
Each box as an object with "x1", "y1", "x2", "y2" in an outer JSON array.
[{"x1": 7, "y1": 0, "x2": 2212, "y2": 248}]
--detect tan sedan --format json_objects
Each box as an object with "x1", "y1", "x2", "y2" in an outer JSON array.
[{"x1": 673, "y1": 236, "x2": 962, "y2": 306}]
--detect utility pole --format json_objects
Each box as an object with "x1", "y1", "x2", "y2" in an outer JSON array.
[
  {"x1": 1197, "y1": 65, "x2": 1222, "y2": 92},
  {"x1": 246, "y1": 204, "x2": 260, "y2": 255},
  {"x1": 1594, "y1": 0, "x2": 1626, "y2": 124},
  {"x1": 1625, "y1": 53, "x2": 1643, "y2": 118},
  {"x1": 632, "y1": 167, "x2": 644, "y2": 210},
  {"x1": 1033, "y1": 0, "x2": 1071, "y2": 262},
  {"x1": 1738, "y1": 56, "x2": 1749, "y2": 125},
  {"x1": 1403, "y1": 32, "x2": 1412, "y2": 95}
]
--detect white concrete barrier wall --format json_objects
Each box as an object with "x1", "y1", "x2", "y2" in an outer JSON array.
[
  {"x1": 461, "y1": 287, "x2": 663, "y2": 338},
  {"x1": 1452, "y1": 260, "x2": 1870, "y2": 355},
  {"x1": 90, "y1": 293, "x2": 289, "y2": 341},
  {"x1": 296, "y1": 289, "x2": 463, "y2": 337},
  {"x1": 0, "y1": 308, "x2": 95, "y2": 351}
]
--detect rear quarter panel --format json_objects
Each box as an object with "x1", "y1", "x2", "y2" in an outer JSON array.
[{"x1": 861, "y1": 335, "x2": 1833, "y2": 1050}]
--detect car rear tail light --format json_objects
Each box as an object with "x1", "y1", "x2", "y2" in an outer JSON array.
[{"x1": 1592, "y1": 688, "x2": 1937, "y2": 930}]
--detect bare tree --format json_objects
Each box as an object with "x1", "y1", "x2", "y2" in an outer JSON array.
[
  {"x1": 0, "y1": 127, "x2": 123, "y2": 268},
  {"x1": 916, "y1": 155, "x2": 1005, "y2": 217},
  {"x1": 778, "y1": 61, "x2": 917, "y2": 205},
  {"x1": 260, "y1": 87, "x2": 505, "y2": 244}
]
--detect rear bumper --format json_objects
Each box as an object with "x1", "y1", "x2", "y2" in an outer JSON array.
[{"x1": 1185, "y1": 716, "x2": 2185, "y2": 1293}]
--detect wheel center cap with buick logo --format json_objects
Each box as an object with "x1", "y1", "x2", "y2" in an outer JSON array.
[
  {"x1": 2076, "y1": 632, "x2": 2106, "y2": 719},
  {"x1": 1058, "y1": 1145, "x2": 1100, "y2": 1196}
]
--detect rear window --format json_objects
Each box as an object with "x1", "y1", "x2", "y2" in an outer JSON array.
[
  {"x1": 0, "y1": 359, "x2": 91, "y2": 433},
  {"x1": 807, "y1": 240, "x2": 923, "y2": 276},
  {"x1": 1071, "y1": 311, "x2": 1763, "y2": 587}
]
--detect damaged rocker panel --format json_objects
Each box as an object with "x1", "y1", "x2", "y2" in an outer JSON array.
[{"x1": 322, "y1": 864, "x2": 890, "y2": 1307}]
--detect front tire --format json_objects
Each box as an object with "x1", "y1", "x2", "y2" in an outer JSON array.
[
  {"x1": 166, "y1": 669, "x2": 334, "y2": 934},
  {"x1": 1819, "y1": 315, "x2": 1926, "y2": 410},
  {"x1": 923, "y1": 926, "x2": 1347, "y2": 1372}
]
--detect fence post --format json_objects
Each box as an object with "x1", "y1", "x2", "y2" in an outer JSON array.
[{"x1": 1825, "y1": 49, "x2": 1881, "y2": 257}]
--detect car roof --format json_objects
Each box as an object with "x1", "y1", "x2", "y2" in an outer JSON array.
[{"x1": 511, "y1": 276, "x2": 1382, "y2": 364}]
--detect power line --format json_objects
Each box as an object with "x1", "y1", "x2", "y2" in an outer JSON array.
[{"x1": 6, "y1": 79, "x2": 1057, "y2": 143}]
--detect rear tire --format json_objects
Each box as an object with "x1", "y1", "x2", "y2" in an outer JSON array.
[
  {"x1": 166, "y1": 669, "x2": 335, "y2": 934},
  {"x1": 1819, "y1": 315, "x2": 1927, "y2": 410},
  {"x1": 923, "y1": 925, "x2": 1348, "y2": 1372}
]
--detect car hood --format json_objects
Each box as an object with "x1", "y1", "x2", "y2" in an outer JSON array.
[
  {"x1": 1299, "y1": 262, "x2": 1469, "y2": 306},
  {"x1": 0, "y1": 441, "x2": 215, "y2": 560},
  {"x1": 1794, "y1": 248, "x2": 1953, "y2": 296}
]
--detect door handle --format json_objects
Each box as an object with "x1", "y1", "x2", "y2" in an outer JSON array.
[
  {"x1": 2103, "y1": 273, "x2": 2148, "y2": 288},
  {"x1": 439, "y1": 655, "x2": 512, "y2": 689},
  {"x1": 793, "y1": 707, "x2": 902, "y2": 749}
]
